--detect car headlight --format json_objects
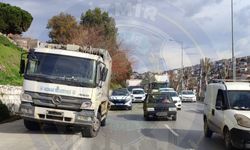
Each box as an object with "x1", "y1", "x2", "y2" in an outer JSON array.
[
  {"x1": 80, "y1": 101, "x2": 92, "y2": 109},
  {"x1": 147, "y1": 108, "x2": 155, "y2": 111},
  {"x1": 21, "y1": 93, "x2": 32, "y2": 102},
  {"x1": 234, "y1": 114, "x2": 250, "y2": 128},
  {"x1": 125, "y1": 96, "x2": 131, "y2": 102}
]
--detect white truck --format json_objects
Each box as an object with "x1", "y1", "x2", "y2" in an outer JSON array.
[{"x1": 19, "y1": 43, "x2": 112, "y2": 137}]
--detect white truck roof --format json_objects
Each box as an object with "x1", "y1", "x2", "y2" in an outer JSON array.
[
  {"x1": 35, "y1": 48, "x2": 101, "y2": 60},
  {"x1": 208, "y1": 82, "x2": 250, "y2": 91},
  {"x1": 33, "y1": 43, "x2": 112, "y2": 62}
]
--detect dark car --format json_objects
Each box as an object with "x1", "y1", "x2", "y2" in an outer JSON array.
[{"x1": 143, "y1": 93, "x2": 177, "y2": 120}]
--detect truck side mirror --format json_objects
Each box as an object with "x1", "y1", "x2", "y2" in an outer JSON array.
[
  {"x1": 101, "y1": 68, "x2": 108, "y2": 81},
  {"x1": 19, "y1": 59, "x2": 25, "y2": 75}
]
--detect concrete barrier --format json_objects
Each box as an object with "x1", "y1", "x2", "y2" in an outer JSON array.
[{"x1": 0, "y1": 85, "x2": 22, "y2": 114}]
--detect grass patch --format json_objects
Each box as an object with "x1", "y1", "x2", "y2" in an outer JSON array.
[{"x1": 0, "y1": 35, "x2": 23, "y2": 86}]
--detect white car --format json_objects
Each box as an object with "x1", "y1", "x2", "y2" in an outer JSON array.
[
  {"x1": 179, "y1": 90, "x2": 196, "y2": 102},
  {"x1": 132, "y1": 88, "x2": 146, "y2": 102},
  {"x1": 203, "y1": 81, "x2": 250, "y2": 149},
  {"x1": 161, "y1": 91, "x2": 182, "y2": 110},
  {"x1": 109, "y1": 88, "x2": 132, "y2": 110}
]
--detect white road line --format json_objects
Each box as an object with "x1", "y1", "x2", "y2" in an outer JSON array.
[{"x1": 164, "y1": 124, "x2": 179, "y2": 137}]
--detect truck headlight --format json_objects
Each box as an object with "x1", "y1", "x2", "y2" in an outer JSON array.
[
  {"x1": 21, "y1": 93, "x2": 32, "y2": 102},
  {"x1": 80, "y1": 101, "x2": 92, "y2": 109},
  {"x1": 234, "y1": 114, "x2": 250, "y2": 128}
]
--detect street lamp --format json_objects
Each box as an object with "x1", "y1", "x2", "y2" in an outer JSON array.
[
  {"x1": 231, "y1": 0, "x2": 236, "y2": 81},
  {"x1": 168, "y1": 39, "x2": 184, "y2": 91}
]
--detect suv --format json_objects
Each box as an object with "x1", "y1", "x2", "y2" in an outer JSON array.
[
  {"x1": 109, "y1": 88, "x2": 132, "y2": 110},
  {"x1": 203, "y1": 81, "x2": 250, "y2": 149},
  {"x1": 143, "y1": 93, "x2": 177, "y2": 121}
]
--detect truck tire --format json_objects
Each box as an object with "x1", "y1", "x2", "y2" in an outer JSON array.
[
  {"x1": 24, "y1": 119, "x2": 41, "y2": 131},
  {"x1": 204, "y1": 118, "x2": 213, "y2": 138},
  {"x1": 224, "y1": 127, "x2": 234, "y2": 150},
  {"x1": 81, "y1": 113, "x2": 101, "y2": 138},
  {"x1": 101, "y1": 117, "x2": 106, "y2": 127}
]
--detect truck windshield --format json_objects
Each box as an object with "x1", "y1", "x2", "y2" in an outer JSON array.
[
  {"x1": 182, "y1": 91, "x2": 194, "y2": 95},
  {"x1": 151, "y1": 82, "x2": 168, "y2": 89},
  {"x1": 227, "y1": 91, "x2": 250, "y2": 110},
  {"x1": 25, "y1": 52, "x2": 96, "y2": 87}
]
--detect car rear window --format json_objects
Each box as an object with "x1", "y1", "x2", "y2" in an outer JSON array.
[{"x1": 147, "y1": 94, "x2": 173, "y2": 103}]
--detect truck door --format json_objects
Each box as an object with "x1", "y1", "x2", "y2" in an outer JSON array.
[{"x1": 210, "y1": 89, "x2": 225, "y2": 133}]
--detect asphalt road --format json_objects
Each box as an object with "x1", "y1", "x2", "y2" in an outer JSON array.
[{"x1": 0, "y1": 103, "x2": 226, "y2": 150}]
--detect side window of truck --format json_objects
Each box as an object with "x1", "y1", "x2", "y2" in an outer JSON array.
[{"x1": 215, "y1": 89, "x2": 224, "y2": 108}]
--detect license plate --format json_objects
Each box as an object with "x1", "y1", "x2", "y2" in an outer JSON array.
[
  {"x1": 156, "y1": 112, "x2": 168, "y2": 116},
  {"x1": 169, "y1": 107, "x2": 177, "y2": 111},
  {"x1": 116, "y1": 103, "x2": 123, "y2": 105},
  {"x1": 47, "y1": 110, "x2": 63, "y2": 116}
]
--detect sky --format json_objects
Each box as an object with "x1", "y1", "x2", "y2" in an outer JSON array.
[{"x1": 3, "y1": 0, "x2": 250, "y2": 73}]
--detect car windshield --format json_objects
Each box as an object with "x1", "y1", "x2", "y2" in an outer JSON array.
[
  {"x1": 182, "y1": 91, "x2": 194, "y2": 95},
  {"x1": 128, "y1": 86, "x2": 142, "y2": 92},
  {"x1": 227, "y1": 91, "x2": 250, "y2": 110},
  {"x1": 133, "y1": 90, "x2": 144, "y2": 94},
  {"x1": 166, "y1": 92, "x2": 178, "y2": 97},
  {"x1": 148, "y1": 94, "x2": 173, "y2": 103},
  {"x1": 112, "y1": 89, "x2": 129, "y2": 96},
  {"x1": 160, "y1": 88, "x2": 173, "y2": 91},
  {"x1": 25, "y1": 52, "x2": 95, "y2": 87}
]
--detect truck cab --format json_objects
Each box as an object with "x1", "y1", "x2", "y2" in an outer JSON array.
[
  {"x1": 203, "y1": 80, "x2": 250, "y2": 149},
  {"x1": 19, "y1": 43, "x2": 112, "y2": 137}
]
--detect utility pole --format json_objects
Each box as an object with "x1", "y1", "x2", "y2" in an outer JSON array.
[
  {"x1": 181, "y1": 41, "x2": 184, "y2": 91},
  {"x1": 231, "y1": 0, "x2": 236, "y2": 81}
]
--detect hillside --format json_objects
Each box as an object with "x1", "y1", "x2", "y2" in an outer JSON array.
[{"x1": 0, "y1": 35, "x2": 23, "y2": 85}]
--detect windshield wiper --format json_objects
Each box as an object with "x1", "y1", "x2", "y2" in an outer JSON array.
[{"x1": 233, "y1": 106, "x2": 250, "y2": 110}]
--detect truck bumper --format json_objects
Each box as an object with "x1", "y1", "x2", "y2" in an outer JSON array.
[
  {"x1": 230, "y1": 128, "x2": 250, "y2": 149},
  {"x1": 19, "y1": 102, "x2": 95, "y2": 127}
]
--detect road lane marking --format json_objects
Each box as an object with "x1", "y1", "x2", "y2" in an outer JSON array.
[{"x1": 164, "y1": 124, "x2": 179, "y2": 137}]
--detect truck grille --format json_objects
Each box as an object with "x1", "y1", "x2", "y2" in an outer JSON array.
[{"x1": 28, "y1": 92, "x2": 87, "y2": 111}]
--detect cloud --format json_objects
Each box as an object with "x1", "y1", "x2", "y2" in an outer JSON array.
[
  {"x1": 2, "y1": 0, "x2": 250, "y2": 72},
  {"x1": 171, "y1": 0, "x2": 223, "y2": 17},
  {"x1": 236, "y1": 6, "x2": 250, "y2": 27}
]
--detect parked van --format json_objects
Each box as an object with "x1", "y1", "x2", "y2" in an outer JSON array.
[{"x1": 203, "y1": 80, "x2": 250, "y2": 149}]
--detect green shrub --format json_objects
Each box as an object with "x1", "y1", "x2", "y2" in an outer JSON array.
[{"x1": 0, "y1": 101, "x2": 10, "y2": 122}]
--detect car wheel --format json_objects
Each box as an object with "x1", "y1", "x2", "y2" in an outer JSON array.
[
  {"x1": 172, "y1": 115, "x2": 177, "y2": 121},
  {"x1": 81, "y1": 113, "x2": 101, "y2": 138},
  {"x1": 128, "y1": 106, "x2": 132, "y2": 110},
  {"x1": 204, "y1": 118, "x2": 213, "y2": 138},
  {"x1": 224, "y1": 127, "x2": 234, "y2": 150},
  {"x1": 144, "y1": 115, "x2": 150, "y2": 121},
  {"x1": 24, "y1": 119, "x2": 41, "y2": 131}
]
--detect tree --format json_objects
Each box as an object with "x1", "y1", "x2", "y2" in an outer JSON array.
[
  {"x1": 0, "y1": 3, "x2": 33, "y2": 34},
  {"x1": 47, "y1": 8, "x2": 132, "y2": 86},
  {"x1": 80, "y1": 8, "x2": 117, "y2": 50},
  {"x1": 47, "y1": 13, "x2": 78, "y2": 44},
  {"x1": 199, "y1": 57, "x2": 212, "y2": 100}
]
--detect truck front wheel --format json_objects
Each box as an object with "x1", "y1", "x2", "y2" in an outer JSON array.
[
  {"x1": 24, "y1": 119, "x2": 41, "y2": 131},
  {"x1": 81, "y1": 113, "x2": 101, "y2": 138}
]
